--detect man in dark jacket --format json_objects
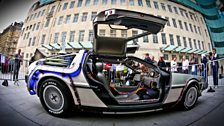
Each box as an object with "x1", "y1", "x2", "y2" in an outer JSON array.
[
  {"x1": 144, "y1": 53, "x2": 152, "y2": 63},
  {"x1": 211, "y1": 48, "x2": 219, "y2": 88}
]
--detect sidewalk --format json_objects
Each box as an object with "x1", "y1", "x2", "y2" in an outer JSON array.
[{"x1": 0, "y1": 78, "x2": 224, "y2": 126}]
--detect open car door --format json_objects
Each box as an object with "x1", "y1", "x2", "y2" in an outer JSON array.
[{"x1": 93, "y1": 9, "x2": 167, "y2": 57}]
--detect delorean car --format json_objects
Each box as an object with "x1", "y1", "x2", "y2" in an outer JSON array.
[{"x1": 26, "y1": 9, "x2": 208, "y2": 117}]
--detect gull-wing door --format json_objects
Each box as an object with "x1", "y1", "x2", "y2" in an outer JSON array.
[{"x1": 93, "y1": 9, "x2": 167, "y2": 57}]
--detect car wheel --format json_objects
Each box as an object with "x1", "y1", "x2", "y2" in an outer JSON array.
[
  {"x1": 39, "y1": 78, "x2": 73, "y2": 117},
  {"x1": 181, "y1": 86, "x2": 198, "y2": 110}
]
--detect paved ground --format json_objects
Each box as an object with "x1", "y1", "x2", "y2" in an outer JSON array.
[{"x1": 0, "y1": 77, "x2": 224, "y2": 126}]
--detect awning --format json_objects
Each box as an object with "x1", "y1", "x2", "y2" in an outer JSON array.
[
  {"x1": 174, "y1": 46, "x2": 185, "y2": 52},
  {"x1": 161, "y1": 45, "x2": 177, "y2": 51},
  {"x1": 180, "y1": 47, "x2": 192, "y2": 53},
  {"x1": 42, "y1": 44, "x2": 53, "y2": 50},
  {"x1": 194, "y1": 49, "x2": 204, "y2": 54},
  {"x1": 188, "y1": 49, "x2": 198, "y2": 53},
  {"x1": 50, "y1": 43, "x2": 60, "y2": 50},
  {"x1": 198, "y1": 50, "x2": 208, "y2": 54},
  {"x1": 79, "y1": 41, "x2": 93, "y2": 49},
  {"x1": 67, "y1": 42, "x2": 82, "y2": 49}
]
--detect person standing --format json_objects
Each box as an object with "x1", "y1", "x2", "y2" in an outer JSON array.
[
  {"x1": 201, "y1": 54, "x2": 208, "y2": 81},
  {"x1": 157, "y1": 56, "x2": 166, "y2": 69},
  {"x1": 182, "y1": 56, "x2": 189, "y2": 74},
  {"x1": 13, "y1": 49, "x2": 22, "y2": 85},
  {"x1": 171, "y1": 57, "x2": 178, "y2": 72},
  {"x1": 190, "y1": 54, "x2": 198, "y2": 75},
  {"x1": 144, "y1": 53, "x2": 152, "y2": 63},
  {"x1": 211, "y1": 48, "x2": 219, "y2": 88}
]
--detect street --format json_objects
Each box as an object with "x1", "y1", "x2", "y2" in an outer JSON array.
[{"x1": 0, "y1": 79, "x2": 224, "y2": 126}]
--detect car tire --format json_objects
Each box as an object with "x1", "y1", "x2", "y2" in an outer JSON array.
[
  {"x1": 39, "y1": 78, "x2": 73, "y2": 117},
  {"x1": 181, "y1": 85, "x2": 198, "y2": 110}
]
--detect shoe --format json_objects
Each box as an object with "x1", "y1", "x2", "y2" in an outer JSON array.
[
  {"x1": 207, "y1": 86, "x2": 215, "y2": 92},
  {"x1": 214, "y1": 85, "x2": 218, "y2": 88}
]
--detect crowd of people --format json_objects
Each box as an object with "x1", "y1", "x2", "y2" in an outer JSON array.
[{"x1": 143, "y1": 48, "x2": 222, "y2": 88}]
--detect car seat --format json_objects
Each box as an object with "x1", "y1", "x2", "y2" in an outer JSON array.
[{"x1": 96, "y1": 62, "x2": 139, "y2": 102}]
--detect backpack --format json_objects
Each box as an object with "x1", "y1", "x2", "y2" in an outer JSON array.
[{"x1": 2, "y1": 80, "x2": 8, "y2": 87}]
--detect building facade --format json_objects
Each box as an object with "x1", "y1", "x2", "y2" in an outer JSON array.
[
  {"x1": 17, "y1": 0, "x2": 212, "y2": 62},
  {"x1": 0, "y1": 22, "x2": 23, "y2": 57}
]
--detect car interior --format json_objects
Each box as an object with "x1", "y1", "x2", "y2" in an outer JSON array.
[{"x1": 85, "y1": 54, "x2": 162, "y2": 103}]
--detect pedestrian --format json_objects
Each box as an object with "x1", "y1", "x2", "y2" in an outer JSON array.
[
  {"x1": 13, "y1": 49, "x2": 22, "y2": 85},
  {"x1": 151, "y1": 56, "x2": 157, "y2": 65},
  {"x1": 211, "y1": 48, "x2": 219, "y2": 88},
  {"x1": 157, "y1": 56, "x2": 166, "y2": 69},
  {"x1": 171, "y1": 57, "x2": 178, "y2": 72},
  {"x1": 182, "y1": 56, "x2": 189, "y2": 74},
  {"x1": 144, "y1": 53, "x2": 152, "y2": 63},
  {"x1": 201, "y1": 54, "x2": 208, "y2": 80},
  {"x1": 190, "y1": 54, "x2": 198, "y2": 75}
]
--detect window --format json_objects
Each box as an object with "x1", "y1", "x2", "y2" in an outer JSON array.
[
  {"x1": 111, "y1": 0, "x2": 116, "y2": 5},
  {"x1": 188, "y1": 38, "x2": 192, "y2": 48},
  {"x1": 190, "y1": 14, "x2": 194, "y2": 20},
  {"x1": 45, "y1": 19, "x2": 50, "y2": 27},
  {"x1": 37, "y1": 11, "x2": 41, "y2": 18},
  {"x1": 69, "y1": 31, "x2": 75, "y2": 42},
  {"x1": 88, "y1": 30, "x2": 94, "y2": 41},
  {"x1": 42, "y1": 10, "x2": 46, "y2": 16},
  {"x1": 161, "y1": 33, "x2": 166, "y2": 44},
  {"x1": 91, "y1": 12, "x2": 97, "y2": 21},
  {"x1": 78, "y1": 30, "x2": 85, "y2": 42},
  {"x1": 110, "y1": 29, "x2": 116, "y2": 37},
  {"x1": 169, "y1": 34, "x2": 174, "y2": 45},
  {"x1": 179, "y1": 9, "x2": 184, "y2": 16},
  {"x1": 193, "y1": 39, "x2": 197, "y2": 49},
  {"x1": 173, "y1": 7, "x2": 178, "y2": 14},
  {"x1": 120, "y1": 0, "x2": 126, "y2": 5},
  {"x1": 198, "y1": 40, "x2": 201, "y2": 49},
  {"x1": 94, "y1": 0, "x2": 99, "y2": 5},
  {"x1": 32, "y1": 23, "x2": 36, "y2": 31},
  {"x1": 28, "y1": 38, "x2": 32, "y2": 46},
  {"x1": 85, "y1": 0, "x2": 90, "y2": 6},
  {"x1": 201, "y1": 41, "x2": 204, "y2": 50},
  {"x1": 102, "y1": 0, "x2": 107, "y2": 5},
  {"x1": 54, "y1": 33, "x2": 59, "y2": 43},
  {"x1": 184, "y1": 22, "x2": 188, "y2": 31},
  {"x1": 178, "y1": 20, "x2": 183, "y2": 29},
  {"x1": 200, "y1": 17, "x2": 204, "y2": 24},
  {"x1": 65, "y1": 15, "x2": 71, "y2": 24},
  {"x1": 50, "y1": 6, "x2": 55, "y2": 13},
  {"x1": 153, "y1": 34, "x2": 158, "y2": 43},
  {"x1": 194, "y1": 25, "x2": 197, "y2": 34},
  {"x1": 77, "y1": 0, "x2": 83, "y2": 7},
  {"x1": 146, "y1": 0, "x2": 151, "y2": 7},
  {"x1": 132, "y1": 30, "x2": 138, "y2": 43},
  {"x1": 167, "y1": 5, "x2": 172, "y2": 12},
  {"x1": 32, "y1": 37, "x2": 36, "y2": 46},
  {"x1": 153, "y1": 1, "x2": 159, "y2": 9},
  {"x1": 172, "y1": 18, "x2": 177, "y2": 28},
  {"x1": 58, "y1": 16, "x2": 64, "y2": 25},
  {"x1": 57, "y1": 5, "x2": 61, "y2": 12},
  {"x1": 73, "y1": 14, "x2": 79, "y2": 23},
  {"x1": 189, "y1": 23, "x2": 193, "y2": 32},
  {"x1": 36, "y1": 22, "x2": 40, "y2": 30},
  {"x1": 161, "y1": 3, "x2": 166, "y2": 11},
  {"x1": 121, "y1": 30, "x2": 127, "y2": 38},
  {"x1": 165, "y1": 17, "x2": 170, "y2": 26},
  {"x1": 185, "y1": 12, "x2": 189, "y2": 18},
  {"x1": 176, "y1": 35, "x2": 181, "y2": 46},
  {"x1": 208, "y1": 43, "x2": 211, "y2": 51},
  {"x1": 99, "y1": 29, "x2": 105, "y2": 36},
  {"x1": 183, "y1": 37, "x2": 187, "y2": 47},
  {"x1": 27, "y1": 32, "x2": 30, "y2": 39},
  {"x1": 81, "y1": 12, "x2": 88, "y2": 22},
  {"x1": 61, "y1": 32, "x2": 67, "y2": 44},
  {"x1": 138, "y1": 0, "x2": 143, "y2": 6},
  {"x1": 198, "y1": 27, "x2": 201, "y2": 35},
  {"x1": 41, "y1": 34, "x2": 46, "y2": 44},
  {"x1": 62, "y1": 3, "x2": 68, "y2": 10},
  {"x1": 33, "y1": 13, "x2": 37, "y2": 19},
  {"x1": 164, "y1": 54, "x2": 168, "y2": 60},
  {"x1": 143, "y1": 34, "x2": 148, "y2": 43},
  {"x1": 205, "y1": 29, "x2": 208, "y2": 37},
  {"x1": 129, "y1": 0, "x2": 134, "y2": 6},
  {"x1": 70, "y1": 1, "x2": 75, "y2": 8}
]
